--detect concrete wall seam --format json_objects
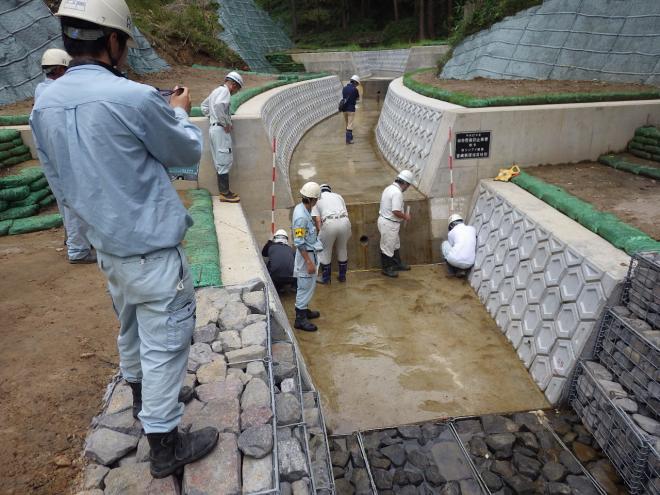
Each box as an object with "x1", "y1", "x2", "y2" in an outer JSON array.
[{"x1": 467, "y1": 180, "x2": 629, "y2": 404}]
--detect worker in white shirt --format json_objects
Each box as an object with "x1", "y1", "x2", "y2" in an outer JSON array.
[
  {"x1": 200, "y1": 71, "x2": 243, "y2": 202},
  {"x1": 312, "y1": 184, "x2": 351, "y2": 283},
  {"x1": 442, "y1": 214, "x2": 476, "y2": 277},
  {"x1": 378, "y1": 170, "x2": 414, "y2": 278}
]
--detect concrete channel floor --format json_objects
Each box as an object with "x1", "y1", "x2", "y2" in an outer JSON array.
[{"x1": 285, "y1": 98, "x2": 548, "y2": 433}]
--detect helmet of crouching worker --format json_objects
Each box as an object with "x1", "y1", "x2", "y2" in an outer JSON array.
[
  {"x1": 273, "y1": 229, "x2": 289, "y2": 245},
  {"x1": 350, "y1": 75, "x2": 360, "y2": 85},
  {"x1": 300, "y1": 182, "x2": 321, "y2": 200},
  {"x1": 320, "y1": 184, "x2": 331, "y2": 194},
  {"x1": 448, "y1": 213, "x2": 464, "y2": 231},
  {"x1": 41, "y1": 48, "x2": 72, "y2": 69},
  {"x1": 57, "y1": 0, "x2": 136, "y2": 47},
  {"x1": 396, "y1": 169, "x2": 415, "y2": 185},
  {"x1": 225, "y1": 71, "x2": 244, "y2": 88}
]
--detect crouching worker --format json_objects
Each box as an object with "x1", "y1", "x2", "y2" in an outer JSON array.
[
  {"x1": 292, "y1": 182, "x2": 323, "y2": 332},
  {"x1": 31, "y1": 0, "x2": 218, "y2": 478},
  {"x1": 262, "y1": 229, "x2": 297, "y2": 293},
  {"x1": 442, "y1": 214, "x2": 476, "y2": 278}
]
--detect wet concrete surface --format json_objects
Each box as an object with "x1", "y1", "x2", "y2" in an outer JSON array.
[
  {"x1": 282, "y1": 265, "x2": 549, "y2": 434},
  {"x1": 289, "y1": 97, "x2": 424, "y2": 204}
]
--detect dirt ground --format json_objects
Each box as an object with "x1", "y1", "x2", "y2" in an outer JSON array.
[
  {"x1": 526, "y1": 159, "x2": 660, "y2": 240},
  {"x1": 414, "y1": 71, "x2": 659, "y2": 98},
  {"x1": 0, "y1": 66, "x2": 278, "y2": 116},
  {"x1": 0, "y1": 228, "x2": 118, "y2": 495}
]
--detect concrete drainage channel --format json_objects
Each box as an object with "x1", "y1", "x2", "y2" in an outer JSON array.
[{"x1": 79, "y1": 283, "x2": 335, "y2": 494}]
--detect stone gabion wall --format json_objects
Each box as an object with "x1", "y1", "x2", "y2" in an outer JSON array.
[
  {"x1": 468, "y1": 182, "x2": 621, "y2": 404},
  {"x1": 78, "y1": 283, "x2": 334, "y2": 494},
  {"x1": 261, "y1": 76, "x2": 342, "y2": 192},
  {"x1": 375, "y1": 82, "x2": 443, "y2": 186}
]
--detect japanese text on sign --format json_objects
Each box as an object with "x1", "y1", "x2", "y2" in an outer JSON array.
[{"x1": 455, "y1": 131, "x2": 491, "y2": 159}]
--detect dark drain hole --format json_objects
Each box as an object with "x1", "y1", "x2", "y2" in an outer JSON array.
[{"x1": 359, "y1": 235, "x2": 369, "y2": 246}]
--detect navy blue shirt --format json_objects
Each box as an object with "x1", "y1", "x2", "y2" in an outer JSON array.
[{"x1": 342, "y1": 83, "x2": 359, "y2": 112}]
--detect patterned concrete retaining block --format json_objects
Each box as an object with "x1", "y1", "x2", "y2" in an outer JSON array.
[
  {"x1": 352, "y1": 49, "x2": 410, "y2": 78},
  {"x1": 467, "y1": 179, "x2": 630, "y2": 404}
]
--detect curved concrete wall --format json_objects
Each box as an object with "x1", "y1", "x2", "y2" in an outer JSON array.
[{"x1": 468, "y1": 180, "x2": 630, "y2": 404}]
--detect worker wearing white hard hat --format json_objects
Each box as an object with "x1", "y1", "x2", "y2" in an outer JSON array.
[
  {"x1": 34, "y1": 49, "x2": 72, "y2": 101},
  {"x1": 32, "y1": 0, "x2": 218, "y2": 478},
  {"x1": 201, "y1": 71, "x2": 243, "y2": 202},
  {"x1": 378, "y1": 170, "x2": 415, "y2": 277},
  {"x1": 341, "y1": 74, "x2": 361, "y2": 144},
  {"x1": 291, "y1": 182, "x2": 323, "y2": 332},
  {"x1": 262, "y1": 229, "x2": 297, "y2": 293},
  {"x1": 312, "y1": 184, "x2": 352, "y2": 283},
  {"x1": 442, "y1": 213, "x2": 476, "y2": 277}
]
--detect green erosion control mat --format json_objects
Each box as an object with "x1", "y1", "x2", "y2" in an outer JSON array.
[
  {"x1": 403, "y1": 70, "x2": 660, "y2": 107},
  {"x1": 183, "y1": 189, "x2": 221, "y2": 288},
  {"x1": 511, "y1": 171, "x2": 660, "y2": 255}
]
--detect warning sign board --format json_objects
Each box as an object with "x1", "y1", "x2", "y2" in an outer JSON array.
[{"x1": 455, "y1": 131, "x2": 491, "y2": 159}]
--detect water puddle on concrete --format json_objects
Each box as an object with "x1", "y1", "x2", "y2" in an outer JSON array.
[{"x1": 282, "y1": 265, "x2": 549, "y2": 434}]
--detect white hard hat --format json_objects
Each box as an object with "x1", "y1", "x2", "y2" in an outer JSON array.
[
  {"x1": 300, "y1": 182, "x2": 321, "y2": 199},
  {"x1": 273, "y1": 229, "x2": 288, "y2": 244},
  {"x1": 448, "y1": 213, "x2": 463, "y2": 224},
  {"x1": 226, "y1": 71, "x2": 244, "y2": 88},
  {"x1": 350, "y1": 75, "x2": 360, "y2": 84},
  {"x1": 41, "y1": 48, "x2": 72, "y2": 67},
  {"x1": 57, "y1": 0, "x2": 135, "y2": 45},
  {"x1": 320, "y1": 183, "x2": 331, "y2": 193},
  {"x1": 396, "y1": 169, "x2": 414, "y2": 185}
]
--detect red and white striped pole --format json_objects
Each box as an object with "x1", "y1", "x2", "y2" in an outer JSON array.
[
  {"x1": 271, "y1": 138, "x2": 276, "y2": 235},
  {"x1": 448, "y1": 126, "x2": 455, "y2": 213}
]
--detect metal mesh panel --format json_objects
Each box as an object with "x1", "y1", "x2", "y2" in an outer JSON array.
[
  {"x1": 624, "y1": 251, "x2": 660, "y2": 329},
  {"x1": 441, "y1": 0, "x2": 660, "y2": 85},
  {"x1": 217, "y1": 0, "x2": 292, "y2": 72}
]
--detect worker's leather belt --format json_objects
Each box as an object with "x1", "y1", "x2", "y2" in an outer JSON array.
[
  {"x1": 379, "y1": 215, "x2": 400, "y2": 222},
  {"x1": 322, "y1": 213, "x2": 348, "y2": 222}
]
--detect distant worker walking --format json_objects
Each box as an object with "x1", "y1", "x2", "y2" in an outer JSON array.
[
  {"x1": 378, "y1": 170, "x2": 414, "y2": 278},
  {"x1": 201, "y1": 71, "x2": 243, "y2": 202},
  {"x1": 341, "y1": 75, "x2": 360, "y2": 144},
  {"x1": 292, "y1": 182, "x2": 323, "y2": 332},
  {"x1": 262, "y1": 229, "x2": 297, "y2": 293},
  {"x1": 313, "y1": 184, "x2": 351, "y2": 283},
  {"x1": 442, "y1": 214, "x2": 476, "y2": 278},
  {"x1": 34, "y1": 48, "x2": 95, "y2": 264},
  {"x1": 31, "y1": 0, "x2": 218, "y2": 478}
]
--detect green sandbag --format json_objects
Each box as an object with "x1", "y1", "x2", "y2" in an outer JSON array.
[
  {"x1": 8, "y1": 213, "x2": 63, "y2": 235},
  {"x1": 0, "y1": 219, "x2": 12, "y2": 235},
  {"x1": 0, "y1": 129, "x2": 20, "y2": 143},
  {"x1": 38, "y1": 194, "x2": 56, "y2": 207},
  {"x1": 0, "y1": 150, "x2": 11, "y2": 161},
  {"x1": 0, "y1": 142, "x2": 13, "y2": 152},
  {"x1": 597, "y1": 221, "x2": 647, "y2": 250},
  {"x1": 10, "y1": 145, "x2": 30, "y2": 157},
  {"x1": 0, "y1": 115, "x2": 29, "y2": 127},
  {"x1": 632, "y1": 135, "x2": 659, "y2": 147},
  {"x1": 0, "y1": 185, "x2": 30, "y2": 201},
  {"x1": 0, "y1": 200, "x2": 7, "y2": 212},
  {"x1": 10, "y1": 188, "x2": 51, "y2": 207},
  {"x1": 11, "y1": 137, "x2": 22, "y2": 147},
  {"x1": 636, "y1": 126, "x2": 660, "y2": 140},
  {"x1": 625, "y1": 237, "x2": 660, "y2": 254},
  {"x1": 189, "y1": 263, "x2": 221, "y2": 288},
  {"x1": 0, "y1": 152, "x2": 32, "y2": 167},
  {"x1": 0, "y1": 166, "x2": 44, "y2": 188},
  {"x1": 29, "y1": 176, "x2": 49, "y2": 191},
  {"x1": 629, "y1": 148, "x2": 652, "y2": 160},
  {"x1": 0, "y1": 204, "x2": 39, "y2": 221}
]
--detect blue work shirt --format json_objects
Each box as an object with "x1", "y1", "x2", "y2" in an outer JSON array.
[
  {"x1": 34, "y1": 78, "x2": 53, "y2": 101},
  {"x1": 292, "y1": 203, "x2": 322, "y2": 277},
  {"x1": 30, "y1": 64, "x2": 202, "y2": 257},
  {"x1": 342, "y1": 83, "x2": 359, "y2": 112}
]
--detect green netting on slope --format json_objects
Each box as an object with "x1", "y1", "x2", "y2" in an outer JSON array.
[
  {"x1": 0, "y1": 185, "x2": 30, "y2": 201},
  {"x1": 183, "y1": 189, "x2": 221, "y2": 288},
  {"x1": 0, "y1": 166, "x2": 44, "y2": 189},
  {"x1": 8, "y1": 213, "x2": 62, "y2": 235},
  {"x1": 512, "y1": 171, "x2": 660, "y2": 255},
  {"x1": 599, "y1": 154, "x2": 660, "y2": 180}
]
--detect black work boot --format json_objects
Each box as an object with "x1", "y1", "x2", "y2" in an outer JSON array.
[
  {"x1": 381, "y1": 253, "x2": 398, "y2": 278},
  {"x1": 306, "y1": 308, "x2": 320, "y2": 319},
  {"x1": 217, "y1": 174, "x2": 240, "y2": 203},
  {"x1": 338, "y1": 260, "x2": 348, "y2": 282},
  {"x1": 147, "y1": 427, "x2": 219, "y2": 479},
  {"x1": 318, "y1": 263, "x2": 331, "y2": 284},
  {"x1": 393, "y1": 249, "x2": 411, "y2": 271},
  {"x1": 294, "y1": 308, "x2": 318, "y2": 332},
  {"x1": 128, "y1": 382, "x2": 194, "y2": 420}
]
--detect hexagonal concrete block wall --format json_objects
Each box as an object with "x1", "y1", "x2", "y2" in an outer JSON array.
[{"x1": 467, "y1": 183, "x2": 624, "y2": 405}]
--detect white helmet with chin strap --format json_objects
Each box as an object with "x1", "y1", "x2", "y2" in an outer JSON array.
[
  {"x1": 57, "y1": 0, "x2": 136, "y2": 46},
  {"x1": 273, "y1": 229, "x2": 289, "y2": 244},
  {"x1": 225, "y1": 71, "x2": 244, "y2": 88},
  {"x1": 448, "y1": 213, "x2": 464, "y2": 231},
  {"x1": 300, "y1": 182, "x2": 321, "y2": 199},
  {"x1": 350, "y1": 75, "x2": 360, "y2": 84},
  {"x1": 396, "y1": 169, "x2": 415, "y2": 185},
  {"x1": 41, "y1": 48, "x2": 72, "y2": 68}
]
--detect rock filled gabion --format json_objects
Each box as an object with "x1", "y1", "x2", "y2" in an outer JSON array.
[
  {"x1": 78, "y1": 283, "x2": 333, "y2": 494},
  {"x1": 330, "y1": 434, "x2": 372, "y2": 494}
]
